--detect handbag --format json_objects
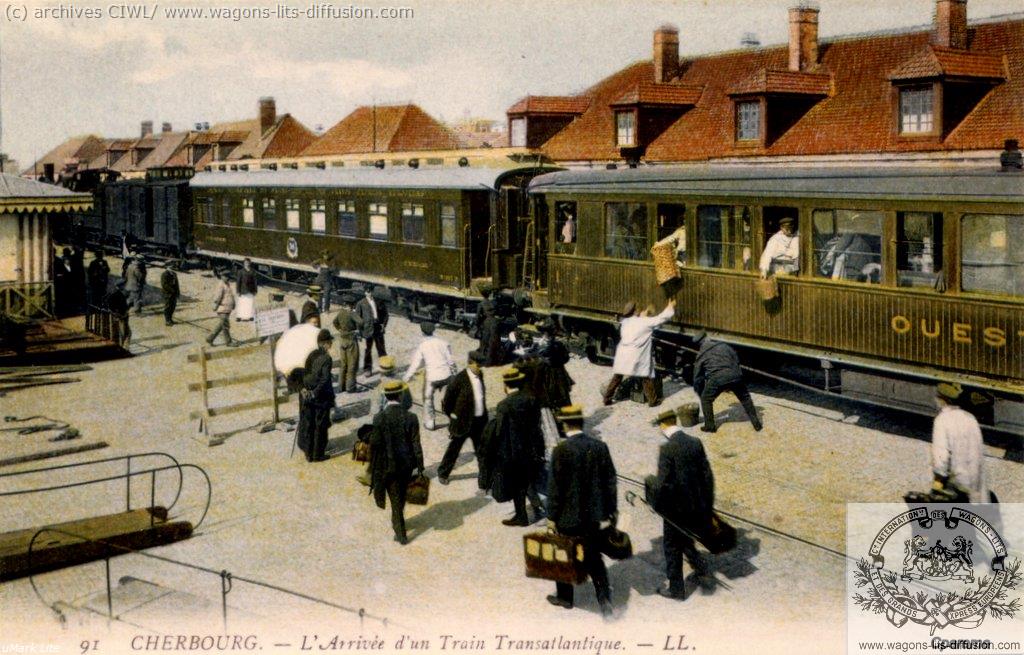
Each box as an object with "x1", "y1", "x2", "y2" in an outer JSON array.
[
  {"x1": 407, "y1": 474, "x2": 430, "y2": 505},
  {"x1": 599, "y1": 526, "x2": 633, "y2": 560},
  {"x1": 701, "y1": 511, "x2": 737, "y2": 554}
]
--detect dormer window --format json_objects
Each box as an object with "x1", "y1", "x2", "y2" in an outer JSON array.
[
  {"x1": 615, "y1": 111, "x2": 636, "y2": 147},
  {"x1": 899, "y1": 86, "x2": 935, "y2": 134},
  {"x1": 736, "y1": 101, "x2": 761, "y2": 141},
  {"x1": 510, "y1": 118, "x2": 527, "y2": 147}
]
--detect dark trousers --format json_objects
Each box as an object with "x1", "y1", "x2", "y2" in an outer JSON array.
[
  {"x1": 554, "y1": 528, "x2": 610, "y2": 605},
  {"x1": 664, "y1": 521, "x2": 704, "y2": 596},
  {"x1": 437, "y1": 416, "x2": 486, "y2": 480},
  {"x1": 307, "y1": 404, "x2": 331, "y2": 462},
  {"x1": 700, "y1": 379, "x2": 760, "y2": 430},
  {"x1": 207, "y1": 313, "x2": 233, "y2": 345},
  {"x1": 89, "y1": 283, "x2": 107, "y2": 308},
  {"x1": 362, "y1": 324, "x2": 387, "y2": 371},
  {"x1": 163, "y1": 295, "x2": 177, "y2": 325},
  {"x1": 386, "y1": 476, "x2": 408, "y2": 541},
  {"x1": 603, "y1": 374, "x2": 657, "y2": 406}
]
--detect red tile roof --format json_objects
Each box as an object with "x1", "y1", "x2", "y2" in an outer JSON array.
[
  {"x1": 301, "y1": 104, "x2": 460, "y2": 156},
  {"x1": 21, "y1": 135, "x2": 107, "y2": 177},
  {"x1": 536, "y1": 16, "x2": 1024, "y2": 162},
  {"x1": 610, "y1": 82, "x2": 704, "y2": 107},
  {"x1": 507, "y1": 96, "x2": 591, "y2": 115},
  {"x1": 729, "y1": 69, "x2": 832, "y2": 96},
  {"x1": 889, "y1": 45, "x2": 1006, "y2": 80}
]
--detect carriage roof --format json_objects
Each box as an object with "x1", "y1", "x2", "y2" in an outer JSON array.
[
  {"x1": 528, "y1": 165, "x2": 1024, "y2": 204},
  {"x1": 190, "y1": 166, "x2": 552, "y2": 192}
]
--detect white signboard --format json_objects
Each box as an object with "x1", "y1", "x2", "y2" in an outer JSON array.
[{"x1": 255, "y1": 307, "x2": 292, "y2": 338}]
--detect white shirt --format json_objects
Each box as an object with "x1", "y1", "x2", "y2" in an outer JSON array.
[
  {"x1": 611, "y1": 305, "x2": 675, "y2": 378},
  {"x1": 366, "y1": 295, "x2": 378, "y2": 320},
  {"x1": 404, "y1": 336, "x2": 455, "y2": 384},
  {"x1": 468, "y1": 370, "x2": 485, "y2": 417},
  {"x1": 932, "y1": 405, "x2": 987, "y2": 502},
  {"x1": 760, "y1": 230, "x2": 800, "y2": 276}
]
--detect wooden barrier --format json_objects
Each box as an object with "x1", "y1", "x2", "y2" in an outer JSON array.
[
  {"x1": 187, "y1": 342, "x2": 279, "y2": 446},
  {"x1": 0, "y1": 282, "x2": 53, "y2": 320}
]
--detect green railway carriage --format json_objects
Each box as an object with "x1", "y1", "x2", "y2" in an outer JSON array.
[
  {"x1": 527, "y1": 165, "x2": 1024, "y2": 432},
  {"x1": 190, "y1": 166, "x2": 547, "y2": 321}
]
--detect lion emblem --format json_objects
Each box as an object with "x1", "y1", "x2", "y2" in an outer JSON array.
[{"x1": 901, "y1": 535, "x2": 974, "y2": 582}]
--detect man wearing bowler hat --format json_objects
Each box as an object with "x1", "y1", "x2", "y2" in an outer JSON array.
[
  {"x1": 370, "y1": 380, "x2": 424, "y2": 545},
  {"x1": 298, "y1": 329, "x2": 336, "y2": 463},
  {"x1": 546, "y1": 405, "x2": 617, "y2": 618},
  {"x1": 646, "y1": 408, "x2": 714, "y2": 600}
]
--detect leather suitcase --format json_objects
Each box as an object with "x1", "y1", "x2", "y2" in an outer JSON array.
[
  {"x1": 701, "y1": 512, "x2": 737, "y2": 554},
  {"x1": 755, "y1": 276, "x2": 779, "y2": 301},
  {"x1": 352, "y1": 440, "x2": 370, "y2": 462},
  {"x1": 523, "y1": 531, "x2": 588, "y2": 584},
  {"x1": 407, "y1": 474, "x2": 430, "y2": 505}
]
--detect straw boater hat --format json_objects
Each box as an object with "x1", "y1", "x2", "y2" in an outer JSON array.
[
  {"x1": 555, "y1": 405, "x2": 584, "y2": 422},
  {"x1": 937, "y1": 382, "x2": 963, "y2": 402},
  {"x1": 378, "y1": 355, "x2": 396, "y2": 372},
  {"x1": 650, "y1": 408, "x2": 678, "y2": 426},
  {"x1": 502, "y1": 368, "x2": 526, "y2": 387},
  {"x1": 383, "y1": 380, "x2": 408, "y2": 397},
  {"x1": 307, "y1": 285, "x2": 322, "y2": 296}
]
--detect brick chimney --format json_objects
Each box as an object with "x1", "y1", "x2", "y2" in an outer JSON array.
[
  {"x1": 161, "y1": 122, "x2": 172, "y2": 133},
  {"x1": 788, "y1": 5, "x2": 819, "y2": 72},
  {"x1": 140, "y1": 121, "x2": 153, "y2": 137},
  {"x1": 259, "y1": 96, "x2": 276, "y2": 134},
  {"x1": 934, "y1": 0, "x2": 968, "y2": 49},
  {"x1": 653, "y1": 25, "x2": 679, "y2": 84}
]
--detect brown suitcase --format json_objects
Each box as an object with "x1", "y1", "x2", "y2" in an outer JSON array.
[
  {"x1": 755, "y1": 276, "x2": 779, "y2": 301},
  {"x1": 651, "y1": 241, "x2": 680, "y2": 285},
  {"x1": 407, "y1": 474, "x2": 430, "y2": 505},
  {"x1": 523, "y1": 531, "x2": 588, "y2": 584},
  {"x1": 352, "y1": 440, "x2": 370, "y2": 462}
]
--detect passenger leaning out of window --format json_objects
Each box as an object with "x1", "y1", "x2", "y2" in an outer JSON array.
[{"x1": 759, "y1": 217, "x2": 799, "y2": 278}]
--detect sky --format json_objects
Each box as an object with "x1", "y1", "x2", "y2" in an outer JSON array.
[{"x1": 1, "y1": 0, "x2": 1021, "y2": 168}]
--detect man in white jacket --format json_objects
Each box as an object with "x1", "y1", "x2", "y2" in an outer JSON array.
[
  {"x1": 603, "y1": 298, "x2": 676, "y2": 407},
  {"x1": 403, "y1": 322, "x2": 457, "y2": 430},
  {"x1": 931, "y1": 382, "x2": 987, "y2": 503}
]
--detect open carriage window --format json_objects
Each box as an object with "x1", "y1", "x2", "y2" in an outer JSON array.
[
  {"x1": 697, "y1": 205, "x2": 752, "y2": 271},
  {"x1": 554, "y1": 201, "x2": 577, "y2": 255},
  {"x1": 368, "y1": 202, "x2": 388, "y2": 240},
  {"x1": 242, "y1": 198, "x2": 255, "y2": 225},
  {"x1": 440, "y1": 204, "x2": 457, "y2": 248},
  {"x1": 896, "y1": 212, "x2": 942, "y2": 288},
  {"x1": 285, "y1": 198, "x2": 301, "y2": 231},
  {"x1": 402, "y1": 203, "x2": 425, "y2": 244},
  {"x1": 261, "y1": 198, "x2": 277, "y2": 230},
  {"x1": 656, "y1": 204, "x2": 687, "y2": 265},
  {"x1": 961, "y1": 213, "x2": 1024, "y2": 297},
  {"x1": 338, "y1": 200, "x2": 356, "y2": 237},
  {"x1": 604, "y1": 202, "x2": 648, "y2": 261},
  {"x1": 221, "y1": 197, "x2": 233, "y2": 227},
  {"x1": 310, "y1": 200, "x2": 326, "y2": 233},
  {"x1": 812, "y1": 209, "x2": 883, "y2": 284}
]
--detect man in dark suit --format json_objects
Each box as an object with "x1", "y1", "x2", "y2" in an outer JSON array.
[
  {"x1": 693, "y1": 333, "x2": 762, "y2": 433},
  {"x1": 646, "y1": 409, "x2": 715, "y2": 600},
  {"x1": 370, "y1": 381, "x2": 424, "y2": 545},
  {"x1": 438, "y1": 351, "x2": 487, "y2": 484},
  {"x1": 160, "y1": 262, "x2": 180, "y2": 326},
  {"x1": 484, "y1": 368, "x2": 546, "y2": 526},
  {"x1": 546, "y1": 405, "x2": 617, "y2": 618},
  {"x1": 300, "y1": 286, "x2": 321, "y2": 328},
  {"x1": 87, "y1": 250, "x2": 110, "y2": 308},
  {"x1": 298, "y1": 329, "x2": 336, "y2": 462},
  {"x1": 356, "y1": 286, "x2": 389, "y2": 374},
  {"x1": 237, "y1": 257, "x2": 258, "y2": 296}
]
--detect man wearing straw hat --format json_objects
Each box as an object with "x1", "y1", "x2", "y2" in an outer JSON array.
[
  {"x1": 546, "y1": 405, "x2": 616, "y2": 618},
  {"x1": 484, "y1": 368, "x2": 546, "y2": 527},
  {"x1": 370, "y1": 380, "x2": 424, "y2": 545},
  {"x1": 646, "y1": 408, "x2": 714, "y2": 600},
  {"x1": 931, "y1": 382, "x2": 987, "y2": 503}
]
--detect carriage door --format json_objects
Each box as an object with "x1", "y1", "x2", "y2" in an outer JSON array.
[{"x1": 469, "y1": 192, "x2": 492, "y2": 280}]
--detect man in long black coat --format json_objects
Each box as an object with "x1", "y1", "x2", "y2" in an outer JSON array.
[
  {"x1": 160, "y1": 263, "x2": 180, "y2": 326},
  {"x1": 370, "y1": 381, "x2": 424, "y2": 545},
  {"x1": 87, "y1": 251, "x2": 110, "y2": 308},
  {"x1": 546, "y1": 406, "x2": 617, "y2": 618},
  {"x1": 646, "y1": 409, "x2": 715, "y2": 600},
  {"x1": 355, "y1": 286, "x2": 389, "y2": 374},
  {"x1": 693, "y1": 333, "x2": 762, "y2": 433},
  {"x1": 298, "y1": 329, "x2": 336, "y2": 462},
  {"x1": 438, "y1": 351, "x2": 487, "y2": 484},
  {"x1": 484, "y1": 369, "x2": 546, "y2": 526},
  {"x1": 237, "y1": 258, "x2": 258, "y2": 296},
  {"x1": 477, "y1": 307, "x2": 505, "y2": 366}
]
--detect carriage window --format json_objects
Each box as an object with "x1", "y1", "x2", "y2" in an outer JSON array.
[
  {"x1": 402, "y1": 203, "x2": 425, "y2": 244},
  {"x1": 261, "y1": 198, "x2": 277, "y2": 230},
  {"x1": 440, "y1": 204, "x2": 457, "y2": 248},
  {"x1": 605, "y1": 203, "x2": 647, "y2": 260},
  {"x1": 961, "y1": 214, "x2": 1024, "y2": 297},
  {"x1": 656, "y1": 204, "x2": 686, "y2": 265},
  {"x1": 812, "y1": 209, "x2": 883, "y2": 284},
  {"x1": 897, "y1": 212, "x2": 942, "y2": 288},
  {"x1": 221, "y1": 198, "x2": 232, "y2": 226},
  {"x1": 242, "y1": 198, "x2": 255, "y2": 225},
  {"x1": 697, "y1": 205, "x2": 752, "y2": 271},
  {"x1": 196, "y1": 198, "x2": 212, "y2": 224},
  {"x1": 338, "y1": 200, "x2": 356, "y2": 237},
  {"x1": 310, "y1": 200, "x2": 326, "y2": 233},
  {"x1": 285, "y1": 199, "x2": 301, "y2": 231},
  {"x1": 555, "y1": 201, "x2": 577, "y2": 255},
  {"x1": 368, "y1": 202, "x2": 388, "y2": 240}
]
